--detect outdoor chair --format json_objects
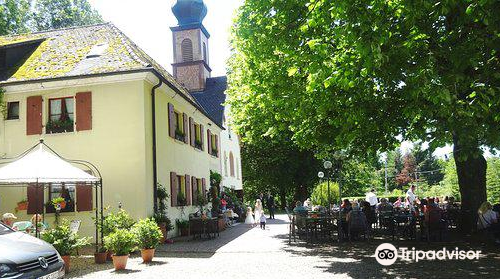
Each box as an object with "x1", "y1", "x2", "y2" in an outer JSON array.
[
  {"x1": 378, "y1": 211, "x2": 396, "y2": 240},
  {"x1": 424, "y1": 210, "x2": 447, "y2": 242},
  {"x1": 347, "y1": 211, "x2": 368, "y2": 242}
]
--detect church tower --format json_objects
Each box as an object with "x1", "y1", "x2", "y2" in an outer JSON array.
[{"x1": 171, "y1": 0, "x2": 211, "y2": 92}]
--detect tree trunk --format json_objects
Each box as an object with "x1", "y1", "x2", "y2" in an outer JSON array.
[
  {"x1": 453, "y1": 136, "x2": 487, "y2": 233},
  {"x1": 279, "y1": 190, "x2": 287, "y2": 210}
]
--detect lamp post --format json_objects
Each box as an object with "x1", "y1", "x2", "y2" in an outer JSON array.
[{"x1": 318, "y1": 160, "x2": 333, "y2": 210}]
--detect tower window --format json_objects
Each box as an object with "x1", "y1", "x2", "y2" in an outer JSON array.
[
  {"x1": 181, "y1": 39, "x2": 193, "y2": 62},
  {"x1": 203, "y1": 42, "x2": 207, "y2": 63}
]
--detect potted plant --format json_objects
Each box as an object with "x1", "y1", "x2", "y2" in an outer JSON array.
[
  {"x1": 154, "y1": 183, "x2": 173, "y2": 243},
  {"x1": 41, "y1": 220, "x2": 90, "y2": 273},
  {"x1": 51, "y1": 197, "x2": 67, "y2": 210},
  {"x1": 175, "y1": 129, "x2": 185, "y2": 141},
  {"x1": 94, "y1": 245, "x2": 107, "y2": 264},
  {"x1": 177, "y1": 192, "x2": 187, "y2": 206},
  {"x1": 175, "y1": 219, "x2": 190, "y2": 236},
  {"x1": 46, "y1": 118, "x2": 74, "y2": 133},
  {"x1": 16, "y1": 199, "x2": 28, "y2": 211},
  {"x1": 195, "y1": 139, "x2": 203, "y2": 149},
  {"x1": 97, "y1": 209, "x2": 135, "y2": 261},
  {"x1": 103, "y1": 229, "x2": 137, "y2": 270},
  {"x1": 132, "y1": 218, "x2": 162, "y2": 263}
]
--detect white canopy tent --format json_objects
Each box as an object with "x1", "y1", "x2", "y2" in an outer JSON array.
[
  {"x1": 0, "y1": 144, "x2": 99, "y2": 184},
  {"x1": 0, "y1": 140, "x2": 103, "y2": 250}
]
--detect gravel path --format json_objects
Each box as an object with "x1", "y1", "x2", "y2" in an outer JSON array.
[{"x1": 68, "y1": 215, "x2": 500, "y2": 279}]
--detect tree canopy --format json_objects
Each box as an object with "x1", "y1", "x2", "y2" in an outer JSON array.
[
  {"x1": 0, "y1": 0, "x2": 102, "y2": 35},
  {"x1": 228, "y1": 0, "x2": 500, "y2": 230}
]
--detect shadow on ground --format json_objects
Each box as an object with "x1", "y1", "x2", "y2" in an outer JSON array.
[
  {"x1": 156, "y1": 223, "x2": 254, "y2": 258},
  {"x1": 275, "y1": 231, "x2": 500, "y2": 279}
]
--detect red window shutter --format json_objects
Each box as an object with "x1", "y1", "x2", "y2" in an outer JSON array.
[
  {"x1": 27, "y1": 184, "x2": 44, "y2": 214},
  {"x1": 207, "y1": 129, "x2": 212, "y2": 155},
  {"x1": 200, "y1": 124, "x2": 204, "y2": 151},
  {"x1": 170, "y1": 172, "x2": 177, "y2": 207},
  {"x1": 189, "y1": 117, "x2": 195, "y2": 147},
  {"x1": 168, "y1": 103, "x2": 175, "y2": 138},
  {"x1": 191, "y1": 176, "x2": 198, "y2": 205},
  {"x1": 76, "y1": 184, "x2": 93, "y2": 211},
  {"x1": 26, "y1": 96, "x2": 43, "y2": 135},
  {"x1": 185, "y1": 174, "x2": 191, "y2": 206},
  {"x1": 75, "y1": 92, "x2": 92, "y2": 131},
  {"x1": 183, "y1": 113, "x2": 189, "y2": 144},
  {"x1": 201, "y1": 178, "x2": 206, "y2": 200}
]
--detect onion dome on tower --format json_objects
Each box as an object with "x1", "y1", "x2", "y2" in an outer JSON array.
[{"x1": 172, "y1": 0, "x2": 208, "y2": 26}]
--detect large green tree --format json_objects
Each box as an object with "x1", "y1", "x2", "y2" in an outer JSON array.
[
  {"x1": 0, "y1": 0, "x2": 31, "y2": 35},
  {"x1": 33, "y1": 0, "x2": 102, "y2": 31},
  {"x1": 241, "y1": 136, "x2": 320, "y2": 208},
  {"x1": 0, "y1": 0, "x2": 102, "y2": 35},
  {"x1": 228, "y1": 0, "x2": 500, "y2": 231}
]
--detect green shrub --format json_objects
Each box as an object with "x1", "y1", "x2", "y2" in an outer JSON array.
[
  {"x1": 41, "y1": 220, "x2": 90, "y2": 256},
  {"x1": 311, "y1": 181, "x2": 340, "y2": 206},
  {"x1": 175, "y1": 219, "x2": 189, "y2": 229},
  {"x1": 132, "y1": 218, "x2": 162, "y2": 250},
  {"x1": 100, "y1": 209, "x2": 135, "y2": 237},
  {"x1": 104, "y1": 229, "x2": 137, "y2": 256}
]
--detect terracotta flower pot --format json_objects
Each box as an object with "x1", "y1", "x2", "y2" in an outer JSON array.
[
  {"x1": 17, "y1": 202, "x2": 28, "y2": 210},
  {"x1": 141, "y1": 249, "x2": 155, "y2": 263},
  {"x1": 112, "y1": 255, "x2": 129, "y2": 270},
  {"x1": 61, "y1": 255, "x2": 70, "y2": 273},
  {"x1": 158, "y1": 223, "x2": 167, "y2": 243},
  {"x1": 106, "y1": 251, "x2": 113, "y2": 261},
  {"x1": 94, "y1": 252, "x2": 107, "y2": 264}
]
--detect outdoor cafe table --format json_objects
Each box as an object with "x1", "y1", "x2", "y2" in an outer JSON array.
[{"x1": 304, "y1": 215, "x2": 338, "y2": 241}]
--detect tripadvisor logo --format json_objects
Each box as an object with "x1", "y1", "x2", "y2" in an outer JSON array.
[{"x1": 375, "y1": 243, "x2": 481, "y2": 266}]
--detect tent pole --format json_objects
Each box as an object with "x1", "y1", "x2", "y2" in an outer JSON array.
[
  {"x1": 41, "y1": 183, "x2": 45, "y2": 232},
  {"x1": 94, "y1": 181, "x2": 98, "y2": 253},
  {"x1": 100, "y1": 179, "x2": 103, "y2": 248},
  {"x1": 35, "y1": 178, "x2": 39, "y2": 238}
]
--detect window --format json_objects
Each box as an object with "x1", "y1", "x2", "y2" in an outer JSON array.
[
  {"x1": 229, "y1": 152, "x2": 235, "y2": 177},
  {"x1": 181, "y1": 39, "x2": 193, "y2": 62},
  {"x1": 6, "y1": 102, "x2": 19, "y2": 120},
  {"x1": 174, "y1": 111, "x2": 185, "y2": 141},
  {"x1": 236, "y1": 157, "x2": 240, "y2": 179},
  {"x1": 210, "y1": 134, "x2": 218, "y2": 156},
  {"x1": 202, "y1": 42, "x2": 207, "y2": 63},
  {"x1": 194, "y1": 123, "x2": 202, "y2": 149},
  {"x1": 47, "y1": 184, "x2": 75, "y2": 213},
  {"x1": 47, "y1": 97, "x2": 74, "y2": 133},
  {"x1": 197, "y1": 178, "x2": 202, "y2": 193},
  {"x1": 224, "y1": 152, "x2": 228, "y2": 176},
  {"x1": 176, "y1": 175, "x2": 186, "y2": 206}
]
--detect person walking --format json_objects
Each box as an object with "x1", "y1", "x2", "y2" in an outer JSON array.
[{"x1": 266, "y1": 191, "x2": 276, "y2": 220}]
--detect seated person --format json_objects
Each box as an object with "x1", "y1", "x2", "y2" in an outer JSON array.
[
  {"x1": 347, "y1": 202, "x2": 368, "y2": 238},
  {"x1": 303, "y1": 198, "x2": 312, "y2": 209},
  {"x1": 1, "y1": 213, "x2": 17, "y2": 227},
  {"x1": 362, "y1": 201, "x2": 377, "y2": 227},
  {"x1": 377, "y1": 198, "x2": 394, "y2": 213},
  {"x1": 393, "y1": 197, "x2": 403, "y2": 208},
  {"x1": 293, "y1": 201, "x2": 308, "y2": 216},
  {"x1": 424, "y1": 198, "x2": 444, "y2": 225},
  {"x1": 477, "y1": 201, "x2": 500, "y2": 241}
]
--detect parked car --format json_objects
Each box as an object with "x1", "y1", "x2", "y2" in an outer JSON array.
[{"x1": 0, "y1": 223, "x2": 65, "y2": 279}]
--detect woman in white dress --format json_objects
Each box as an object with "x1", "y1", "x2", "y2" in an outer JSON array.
[
  {"x1": 254, "y1": 199, "x2": 263, "y2": 225},
  {"x1": 245, "y1": 207, "x2": 255, "y2": 226}
]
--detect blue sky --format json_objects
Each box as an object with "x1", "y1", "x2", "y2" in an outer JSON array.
[{"x1": 89, "y1": 0, "x2": 243, "y2": 77}]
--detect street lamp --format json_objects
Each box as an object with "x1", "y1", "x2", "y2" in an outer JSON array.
[{"x1": 318, "y1": 161, "x2": 333, "y2": 211}]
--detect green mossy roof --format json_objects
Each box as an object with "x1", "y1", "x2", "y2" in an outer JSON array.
[{"x1": 0, "y1": 23, "x2": 193, "y2": 102}]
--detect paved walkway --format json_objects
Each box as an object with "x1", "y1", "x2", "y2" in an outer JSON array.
[{"x1": 68, "y1": 215, "x2": 500, "y2": 279}]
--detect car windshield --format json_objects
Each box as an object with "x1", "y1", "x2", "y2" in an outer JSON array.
[{"x1": 0, "y1": 223, "x2": 13, "y2": 235}]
